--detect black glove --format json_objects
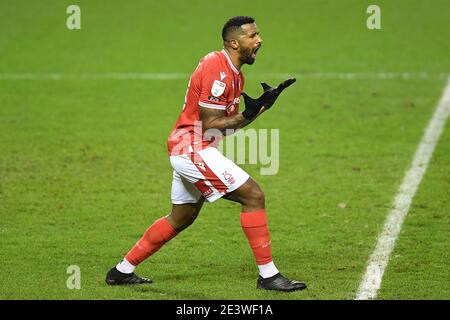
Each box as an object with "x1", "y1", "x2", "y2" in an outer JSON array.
[
  {"x1": 241, "y1": 78, "x2": 296, "y2": 120},
  {"x1": 241, "y1": 89, "x2": 276, "y2": 120},
  {"x1": 259, "y1": 78, "x2": 296, "y2": 109}
]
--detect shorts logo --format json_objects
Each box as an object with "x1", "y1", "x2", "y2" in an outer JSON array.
[
  {"x1": 222, "y1": 171, "x2": 236, "y2": 185},
  {"x1": 211, "y1": 80, "x2": 226, "y2": 97}
]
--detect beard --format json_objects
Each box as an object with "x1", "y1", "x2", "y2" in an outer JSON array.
[{"x1": 239, "y1": 46, "x2": 256, "y2": 65}]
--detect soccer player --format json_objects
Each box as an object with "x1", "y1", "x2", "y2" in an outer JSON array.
[{"x1": 106, "y1": 16, "x2": 307, "y2": 292}]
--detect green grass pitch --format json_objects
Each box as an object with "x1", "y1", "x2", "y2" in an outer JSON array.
[{"x1": 0, "y1": 0, "x2": 449, "y2": 299}]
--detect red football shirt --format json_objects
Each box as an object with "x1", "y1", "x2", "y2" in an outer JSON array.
[{"x1": 167, "y1": 49, "x2": 245, "y2": 156}]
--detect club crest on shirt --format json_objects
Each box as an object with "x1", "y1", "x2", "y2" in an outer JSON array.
[{"x1": 211, "y1": 80, "x2": 226, "y2": 97}]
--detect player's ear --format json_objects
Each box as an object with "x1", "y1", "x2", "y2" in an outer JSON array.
[{"x1": 230, "y1": 39, "x2": 239, "y2": 50}]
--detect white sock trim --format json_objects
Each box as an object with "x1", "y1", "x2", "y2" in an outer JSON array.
[
  {"x1": 258, "y1": 261, "x2": 279, "y2": 278},
  {"x1": 116, "y1": 258, "x2": 136, "y2": 274}
]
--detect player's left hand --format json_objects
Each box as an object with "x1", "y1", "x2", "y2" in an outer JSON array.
[
  {"x1": 241, "y1": 89, "x2": 276, "y2": 120},
  {"x1": 259, "y1": 78, "x2": 296, "y2": 109},
  {"x1": 240, "y1": 78, "x2": 296, "y2": 120}
]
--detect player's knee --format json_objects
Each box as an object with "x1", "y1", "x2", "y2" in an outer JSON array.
[
  {"x1": 180, "y1": 210, "x2": 199, "y2": 230},
  {"x1": 248, "y1": 187, "x2": 265, "y2": 208},
  {"x1": 167, "y1": 206, "x2": 200, "y2": 232}
]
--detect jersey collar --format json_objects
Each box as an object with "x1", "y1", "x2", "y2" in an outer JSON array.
[{"x1": 221, "y1": 49, "x2": 240, "y2": 75}]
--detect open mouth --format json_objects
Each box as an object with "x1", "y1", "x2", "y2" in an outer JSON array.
[{"x1": 251, "y1": 46, "x2": 261, "y2": 59}]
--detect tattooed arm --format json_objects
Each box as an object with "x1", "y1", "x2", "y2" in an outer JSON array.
[{"x1": 198, "y1": 106, "x2": 266, "y2": 135}]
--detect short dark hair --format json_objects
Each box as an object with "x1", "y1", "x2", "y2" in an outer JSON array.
[{"x1": 222, "y1": 16, "x2": 255, "y2": 41}]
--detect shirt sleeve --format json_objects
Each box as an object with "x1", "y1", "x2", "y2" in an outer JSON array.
[{"x1": 198, "y1": 64, "x2": 229, "y2": 110}]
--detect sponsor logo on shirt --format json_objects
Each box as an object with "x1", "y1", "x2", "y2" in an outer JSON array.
[
  {"x1": 208, "y1": 96, "x2": 221, "y2": 103},
  {"x1": 226, "y1": 98, "x2": 240, "y2": 113},
  {"x1": 227, "y1": 104, "x2": 235, "y2": 113}
]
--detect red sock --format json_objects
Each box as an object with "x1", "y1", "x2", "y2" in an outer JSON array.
[
  {"x1": 125, "y1": 217, "x2": 177, "y2": 266},
  {"x1": 240, "y1": 209, "x2": 273, "y2": 265}
]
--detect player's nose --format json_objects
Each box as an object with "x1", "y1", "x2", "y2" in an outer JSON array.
[{"x1": 257, "y1": 35, "x2": 263, "y2": 44}]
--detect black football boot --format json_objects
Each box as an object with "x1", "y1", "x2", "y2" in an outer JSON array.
[
  {"x1": 105, "y1": 267, "x2": 152, "y2": 285},
  {"x1": 257, "y1": 273, "x2": 307, "y2": 292}
]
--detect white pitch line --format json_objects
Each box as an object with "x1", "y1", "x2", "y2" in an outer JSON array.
[
  {"x1": 0, "y1": 72, "x2": 190, "y2": 80},
  {"x1": 355, "y1": 76, "x2": 450, "y2": 300},
  {"x1": 0, "y1": 72, "x2": 448, "y2": 80},
  {"x1": 261, "y1": 72, "x2": 449, "y2": 80}
]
